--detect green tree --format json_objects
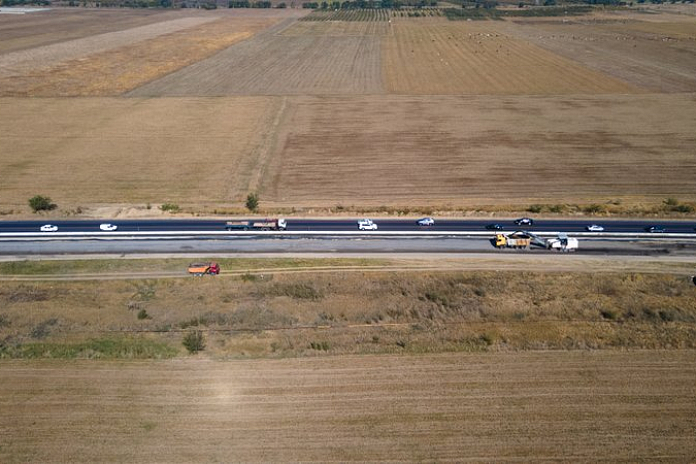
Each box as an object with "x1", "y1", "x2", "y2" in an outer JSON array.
[
  {"x1": 246, "y1": 193, "x2": 259, "y2": 212},
  {"x1": 28, "y1": 195, "x2": 56, "y2": 213}
]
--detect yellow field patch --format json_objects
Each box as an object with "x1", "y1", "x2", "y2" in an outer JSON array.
[
  {"x1": 382, "y1": 19, "x2": 641, "y2": 95},
  {"x1": 0, "y1": 97, "x2": 279, "y2": 209},
  {"x1": 0, "y1": 16, "x2": 277, "y2": 97}
]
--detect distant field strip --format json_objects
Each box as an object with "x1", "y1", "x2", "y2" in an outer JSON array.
[
  {"x1": 129, "y1": 19, "x2": 382, "y2": 96},
  {"x1": 383, "y1": 20, "x2": 642, "y2": 95},
  {"x1": 0, "y1": 16, "x2": 280, "y2": 97},
  {"x1": 506, "y1": 17, "x2": 696, "y2": 92},
  {"x1": 0, "y1": 16, "x2": 215, "y2": 79}
]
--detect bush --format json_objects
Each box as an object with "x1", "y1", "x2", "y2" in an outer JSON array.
[
  {"x1": 183, "y1": 330, "x2": 205, "y2": 354},
  {"x1": 28, "y1": 195, "x2": 56, "y2": 213},
  {"x1": 527, "y1": 204, "x2": 543, "y2": 213},
  {"x1": 137, "y1": 309, "x2": 149, "y2": 320},
  {"x1": 246, "y1": 193, "x2": 259, "y2": 212},
  {"x1": 160, "y1": 203, "x2": 180, "y2": 213}
]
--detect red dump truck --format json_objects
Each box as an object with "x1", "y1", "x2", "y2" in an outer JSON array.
[
  {"x1": 225, "y1": 218, "x2": 287, "y2": 231},
  {"x1": 188, "y1": 262, "x2": 220, "y2": 276}
]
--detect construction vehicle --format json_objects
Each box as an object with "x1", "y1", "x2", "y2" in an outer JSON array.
[
  {"x1": 494, "y1": 231, "x2": 578, "y2": 252},
  {"x1": 188, "y1": 262, "x2": 220, "y2": 276},
  {"x1": 495, "y1": 232, "x2": 531, "y2": 249},
  {"x1": 225, "y1": 218, "x2": 287, "y2": 231},
  {"x1": 545, "y1": 234, "x2": 578, "y2": 252}
]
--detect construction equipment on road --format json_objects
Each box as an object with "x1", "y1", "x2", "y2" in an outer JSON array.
[
  {"x1": 495, "y1": 232, "x2": 531, "y2": 249},
  {"x1": 494, "y1": 231, "x2": 578, "y2": 252},
  {"x1": 188, "y1": 262, "x2": 220, "y2": 276}
]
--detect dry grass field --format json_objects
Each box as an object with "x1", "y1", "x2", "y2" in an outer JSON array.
[
  {"x1": 0, "y1": 97, "x2": 281, "y2": 207},
  {"x1": 1, "y1": 351, "x2": 695, "y2": 462},
  {"x1": 0, "y1": 8, "x2": 695, "y2": 214},
  {"x1": 2, "y1": 263, "x2": 695, "y2": 357}
]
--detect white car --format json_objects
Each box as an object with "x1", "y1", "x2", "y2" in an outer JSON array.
[
  {"x1": 40, "y1": 224, "x2": 58, "y2": 232},
  {"x1": 357, "y1": 219, "x2": 378, "y2": 231},
  {"x1": 586, "y1": 224, "x2": 604, "y2": 232},
  {"x1": 514, "y1": 217, "x2": 534, "y2": 226},
  {"x1": 99, "y1": 223, "x2": 118, "y2": 231},
  {"x1": 417, "y1": 217, "x2": 435, "y2": 227}
]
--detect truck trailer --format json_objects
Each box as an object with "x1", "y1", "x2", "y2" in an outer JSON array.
[
  {"x1": 188, "y1": 262, "x2": 220, "y2": 276},
  {"x1": 225, "y1": 218, "x2": 287, "y2": 231}
]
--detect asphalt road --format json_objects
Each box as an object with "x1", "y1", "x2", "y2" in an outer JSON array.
[{"x1": 1, "y1": 217, "x2": 695, "y2": 234}]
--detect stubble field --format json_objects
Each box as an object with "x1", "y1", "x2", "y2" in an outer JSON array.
[
  {"x1": 1, "y1": 351, "x2": 695, "y2": 462},
  {"x1": 1, "y1": 9, "x2": 695, "y2": 214}
]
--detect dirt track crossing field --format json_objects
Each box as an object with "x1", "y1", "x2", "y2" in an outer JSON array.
[{"x1": 1, "y1": 351, "x2": 695, "y2": 462}]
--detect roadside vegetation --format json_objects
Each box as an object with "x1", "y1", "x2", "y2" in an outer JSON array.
[{"x1": 1, "y1": 267, "x2": 694, "y2": 359}]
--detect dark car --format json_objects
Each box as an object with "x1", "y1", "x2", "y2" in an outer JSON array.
[
  {"x1": 646, "y1": 226, "x2": 666, "y2": 233},
  {"x1": 485, "y1": 223, "x2": 504, "y2": 230},
  {"x1": 514, "y1": 217, "x2": 534, "y2": 226}
]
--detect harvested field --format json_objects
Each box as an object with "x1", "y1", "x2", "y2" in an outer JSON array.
[
  {"x1": 0, "y1": 9, "x2": 186, "y2": 55},
  {"x1": 1, "y1": 351, "x2": 695, "y2": 462},
  {"x1": 0, "y1": 97, "x2": 279, "y2": 208},
  {"x1": 128, "y1": 19, "x2": 382, "y2": 96},
  {"x1": 283, "y1": 16, "x2": 392, "y2": 36},
  {"x1": 264, "y1": 94, "x2": 696, "y2": 208},
  {"x1": 0, "y1": 11, "x2": 288, "y2": 96},
  {"x1": 382, "y1": 18, "x2": 640, "y2": 95},
  {"x1": 505, "y1": 11, "x2": 696, "y2": 92}
]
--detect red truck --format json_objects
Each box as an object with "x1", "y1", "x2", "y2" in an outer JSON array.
[{"x1": 188, "y1": 262, "x2": 220, "y2": 276}]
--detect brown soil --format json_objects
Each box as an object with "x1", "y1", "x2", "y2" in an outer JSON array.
[
  {"x1": 1, "y1": 351, "x2": 694, "y2": 462},
  {"x1": 264, "y1": 94, "x2": 696, "y2": 208},
  {"x1": 505, "y1": 11, "x2": 696, "y2": 92}
]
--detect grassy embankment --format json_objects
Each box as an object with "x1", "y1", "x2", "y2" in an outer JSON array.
[{"x1": 1, "y1": 258, "x2": 695, "y2": 359}]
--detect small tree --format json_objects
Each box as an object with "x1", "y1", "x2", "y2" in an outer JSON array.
[
  {"x1": 28, "y1": 195, "x2": 56, "y2": 213},
  {"x1": 183, "y1": 330, "x2": 205, "y2": 354},
  {"x1": 246, "y1": 193, "x2": 259, "y2": 212}
]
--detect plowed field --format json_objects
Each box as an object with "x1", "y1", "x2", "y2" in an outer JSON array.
[
  {"x1": 1, "y1": 351, "x2": 695, "y2": 462},
  {"x1": 263, "y1": 94, "x2": 696, "y2": 208}
]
